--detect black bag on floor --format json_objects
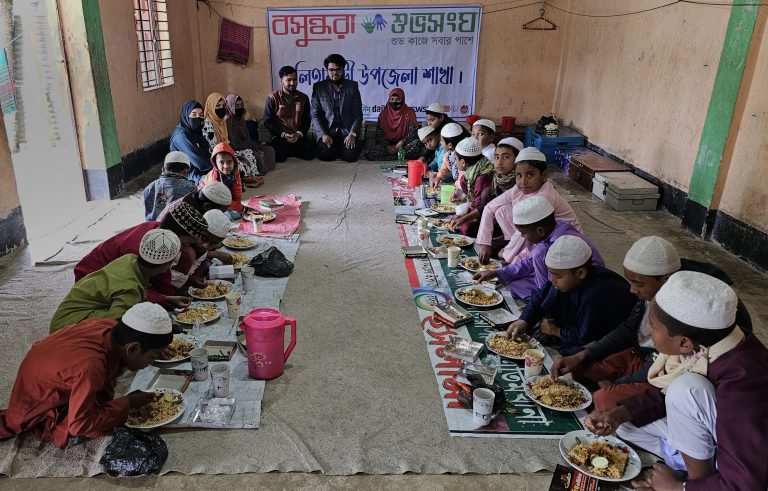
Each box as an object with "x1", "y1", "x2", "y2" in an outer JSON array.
[
  {"x1": 249, "y1": 246, "x2": 294, "y2": 277},
  {"x1": 100, "y1": 426, "x2": 168, "y2": 476}
]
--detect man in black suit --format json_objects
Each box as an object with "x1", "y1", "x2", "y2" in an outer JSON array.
[{"x1": 310, "y1": 54, "x2": 363, "y2": 162}]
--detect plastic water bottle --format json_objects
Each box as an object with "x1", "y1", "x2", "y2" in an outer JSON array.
[{"x1": 397, "y1": 147, "x2": 405, "y2": 165}]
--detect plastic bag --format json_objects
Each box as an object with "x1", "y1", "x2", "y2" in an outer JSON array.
[
  {"x1": 249, "y1": 246, "x2": 294, "y2": 277},
  {"x1": 99, "y1": 426, "x2": 168, "y2": 476},
  {"x1": 456, "y1": 374, "x2": 510, "y2": 413}
]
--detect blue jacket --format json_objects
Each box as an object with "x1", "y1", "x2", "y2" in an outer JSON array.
[
  {"x1": 520, "y1": 266, "x2": 636, "y2": 355},
  {"x1": 143, "y1": 173, "x2": 197, "y2": 221},
  {"x1": 310, "y1": 79, "x2": 363, "y2": 140}
]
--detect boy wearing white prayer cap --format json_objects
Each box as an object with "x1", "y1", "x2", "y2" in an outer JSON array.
[
  {"x1": 551, "y1": 236, "x2": 753, "y2": 411},
  {"x1": 506, "y1": 235, "x2": 635, "y2": 355},
  {"x1": 584, "y1": 271, "x2": 768, "y2": 491},
  {"x1": 475, "y1": 195, "x2": 604, "y2": 300},
  {"x1": 417, "y1": 125, "x2": 443, "y2": 172},
  {"x1": 172, "y1": 209, "x2": 233, "y2": 289},
  {"x1": 475, "y1": 147, "x2": 582, "y2": 269},
  {"x1": 447, "y1": 137, "x2": 494, "y2": 236},
  {"x1": 429, "y1": 122, "x2": 470, "y2": 186},
  {"x1": 51, "y1": 230, "x2": 182, "y2": 332},
  {"x1": 143, "y1": 151, "x2": 197, "y2": 221},
  {"x1": 471, "y1": 118, "x2": 496, "y2": 162},
  {"x1": 0, "y1": 303, "x2": 173, "y2": 448},
  {"x1": 155, "y1": 181, "x2": 232, "y2": 223},
  {"x1": 421, "y1": 104, "x2": 458, "y2": 169}
]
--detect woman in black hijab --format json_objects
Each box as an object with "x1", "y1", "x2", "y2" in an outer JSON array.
[{"x1": 169, "y1": 100, "x2": 211, "y2": 185}]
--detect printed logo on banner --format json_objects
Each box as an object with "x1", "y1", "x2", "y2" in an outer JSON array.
[{"x1": 267, "y1": 6, "x2": 482, "y2": 121}]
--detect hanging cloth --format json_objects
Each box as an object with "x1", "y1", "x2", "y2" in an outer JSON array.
[{"x1": 217, "y1": 18, "x2": 251, "y2": 65}]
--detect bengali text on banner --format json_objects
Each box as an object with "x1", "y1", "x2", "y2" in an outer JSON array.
[{"x1": 267, "y1": 5, "x2": 482, "y2": 121}]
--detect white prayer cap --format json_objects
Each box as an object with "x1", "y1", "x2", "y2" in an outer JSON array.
[
  {"x1": 201, "y1": 182, "x2": 232, "y2": 206},
  {"x1": 203, "y1": 209, "x2": 231, "y2": 239},
  {"x1": 139, "y1": 229, "x2": 181, "y2": 264},
  {"x1": 122, "y1": 302, "x2": 172, "y2": 335},
  {"x1": 426, "y1": 102, "x2": 445, "y2": 114},
  {"x1": 164, "y1": 151, "x2": 191, "y2": 167},
  {"x1": 545, "y1": 235, "x2": 592, "y2": 269},
  {"x1": 623, "y1": 236, "x2": 681, "y2": 276},
  {"x1": 441, "y1": 122, "x2": 463, "y2": 138},
  {"x1": 655, "y1": 271, "x2": 737, "y2": 330},
  {"x1": 455, "y1": 137, "x2": 482, "y2": 157},
  {"x1": 498, "y1": 137, "x2": 524, "y2": 152},
  {"x1": 513, "y1": 195, "x2": 555, "y2": 226},
  {"x1": 418, "y1": 125, "x2": 436, "y2": 141},
  {"x1": 472, "y1": 118, "x2": 496, "y2": 132},
  {"x1": 515, "y1": 147, "x2": 547, "y2": 163}
]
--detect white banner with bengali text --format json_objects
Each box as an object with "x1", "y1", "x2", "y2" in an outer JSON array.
[{"x1": 266, "y1": 5, "x2": 482, "y2": 122}]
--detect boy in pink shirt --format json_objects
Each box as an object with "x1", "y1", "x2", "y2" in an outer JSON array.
[{"x1": 477, "y1": 147, "x2": 581, "y2": 264}]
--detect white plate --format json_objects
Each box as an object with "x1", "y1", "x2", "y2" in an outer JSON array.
[
  {"x1": 524, "y1": 375, "x2": 593, "y2": 412},
  {"x1": 431, "y1": 204, "x2": 457, "y2": 214},
  {"x1": 223, "y1": 236, "x2": 257, "y2": 250},
  {"x1": 188, "y1": 280, "x2": 233, "y2": 301},
  {"x1": 231, "y1": 252, "x2": 252, "y2": 271},
  {"x1": 172, "y1": 302, "x2": 222, "y2": 325},
  {"x1": 454, "y1": 285, "x2": 504, "y2": 308},
  {"x1": 414, "y1": 208, "x2": 439, "y2": 217},
  {"x1": 436, "y1": 234, "x2": 475, "y2": 247},
  {"x1": 484, "y1": 332, "x2": 543, "y2": 360},
  {"x1": 125, "y1": 388, "x2": 186, "y2": 429},
  {"x1": 559, "y1": 430, "x2": 642, "y2": 482},
  {"x1": 429, "y1": 218, "x2": 452, "y2": 230},
  {"x1": 244, "y1": 210, "x2": 277, "y2": 222},
  {"x1": 154, "y1": 334, "x2": 197, "y2": 364},
  {"x1": 459, "y1": 256, "x2": 503, "y2": 273}
]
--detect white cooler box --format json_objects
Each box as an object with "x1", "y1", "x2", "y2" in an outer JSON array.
[{"x1": 593, "y1": 172, "x2": 659, "y2": 211}]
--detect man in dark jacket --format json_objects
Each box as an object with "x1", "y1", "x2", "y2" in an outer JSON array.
[
  {"x1": 263, "y1": 65, "x2": 314, "y2": 163},
  {"x1": 551, "y1": 236, "x2": 752, "y2": 410},
  {"x1": 310, "y1": 53, "x2": 363, "y2": 162}
]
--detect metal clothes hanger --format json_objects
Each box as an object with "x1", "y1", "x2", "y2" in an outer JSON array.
[{"x1": 523, "y1": 8, "x2": 557, "y2": 31}]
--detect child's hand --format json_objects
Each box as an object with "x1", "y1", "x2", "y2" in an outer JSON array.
[
  {"x1": 166, "y1": 296, "x2": 192, "y2": 310},
  {"x1": 506, "y1": 319, "x2": 528, "y2": 339}
]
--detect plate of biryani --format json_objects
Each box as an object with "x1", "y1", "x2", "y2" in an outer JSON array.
[
  {"x1": 126, "y1": 388, "x2": 186, "y2": 429},
  {"x1": 459, "y1": 257, "x2": 503, "y2": 273},
  {"x1": 173, "y1": 302, "x2": 221, "y2": 325},
  {"x1": 223, "y1": 236, "x2": 257, "y2": 250},
  {"x1": 524, "y1": 376, "x2": 592, "y2": 412},
  {"x1": 429, "y1": 218, "x2": 452, "y2": 230},
  {"x1": 485, "y1": 333, "x2": 544, "y2": 360},
  {"x1": 559, "y1": 431, "x2": 642, "y2": 482},
  {"x1": 243, "y1": 210, "x2": 276, "y2": 222},
  {"x1": 431, "y1": 203, "x2": 456, "y2": 214},
  {"x1": 155, "y1": 335, "x2": 197, "y2": 364},
  {"x1": 436, "y1": 234, "x2": 475, "y2": 247},
  {"x1": 454, "y1": 285, "x2": 503, "y2": 308},
  {"x1": 231, "y1": 252, "x2": 252, "y2": 270},
  {"x1": 188, "y1": 280, "x2": 232, "y2": 300}
]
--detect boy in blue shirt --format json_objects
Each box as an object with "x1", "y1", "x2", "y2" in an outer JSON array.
[{"x1": 143, "y1": 151, "x2": 197, "y2": 221}]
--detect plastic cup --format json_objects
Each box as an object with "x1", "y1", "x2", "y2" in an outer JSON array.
[
  {"x1": 241, "y1": 266, "x2": 255, "y2": 292},
  {"x1": 472, "y1": 387, "x2": 495, "y2": 427},
  {"x1": 251, "y1": 217, "x2": 263, "y2": 233},
  {"x1": 524, "y1": 349, "x2": 545, "y2": 378},
  {"x1": 210, "y1": 363, "x2": 230, "y2": 397},
  {"x1": 447, "y1": 246, "x2": 461, "y2": 267},
  {"x1": 190, "y1": 347, "x2": 209, "y2": 381},
  {"x1": 225, "y1": 291, "x2": 242, "y2": 319},
  {"x1": 416, "y1": 217, "x2": 428, "y2": 230}
]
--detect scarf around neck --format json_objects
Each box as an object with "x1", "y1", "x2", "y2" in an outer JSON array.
[
  {"x1": 647, "y1": 326, "x2": 745, "y2": 392},
  {"x1": 493, "y1": 172, "x2": 516, "y2": 196},
  {"x1": 463, "y1": 156, "x2": 494, "y2": 202}
]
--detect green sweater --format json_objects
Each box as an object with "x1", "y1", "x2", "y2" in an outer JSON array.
[{"x1": 50, "y1": 254, "x2": 150, "y2": 333}]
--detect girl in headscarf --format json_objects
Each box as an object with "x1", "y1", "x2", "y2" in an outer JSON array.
[
  {"x1": 203, "y1": 93, "x2": 264, "y2": 188},
  {"x1": 225, "y1": 94, "x2": 276, "y2": 175},
  {"x1": 364, "y1": 88, "x2": 422, "y2": 161},
  {"x1": 169, "y1": 100, "x2": 211, "y2": 185}
]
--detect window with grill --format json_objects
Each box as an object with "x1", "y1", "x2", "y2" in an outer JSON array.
[{"x1": 134, "y1": 0, "x2": 174, "y2": 91}]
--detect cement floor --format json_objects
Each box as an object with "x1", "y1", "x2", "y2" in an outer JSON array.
[{"x1": 1, "y1": 160, "x2": 766, "y2": 488}]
